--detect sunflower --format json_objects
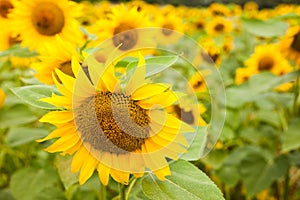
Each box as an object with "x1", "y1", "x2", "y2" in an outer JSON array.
[
  {"x1": 235, "y1": 67, "x2": 258, "y2": 84},
  {"x1": 9, "y1": 0, "x2": 83, "y2": 52},
  {"x1": 168, "y1": 97, "x2": 207, "y2": 126},
  {"x1": 187, "y1": 72, "x2": 207, "y2": 94},
  {"x1": 0, "y1": 88, "x2": 5, "y2": 108},
  {"x1": 0, "y1": 0, "x2": 15, "y2": 19},
  {"x1": 245, "y1": 44, "x2": 293, "y2": 75},
  {"x1": 208, "y1": 3, "x2": 231, "y2": 17},
  {"x1": 279, "y1": 25, "x2": 300, "y2": 65},
  {"x1": 37, "y1": 53, "x2": 194, "y2": 185},
  {"x1": 89, "y1": 4, "x2": 152, "y2": 52},
  {"x1": 206, "y1": 17, "x2": 233, "y2": 36},
  {"x1": 31, "y1": 36, "x2": 79, "y2": 85},
  {"x1": 0, "y1": 19, "x2": 21, "y2": 51},
  {"x1": 153, "y1": 13, "x2": 185, "y2": 45}
]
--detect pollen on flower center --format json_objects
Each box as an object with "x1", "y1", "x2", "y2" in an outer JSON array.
[
  {"x1": 31, "y1": 2, "x2": 65, "y2": 36},
  {"x1": 112, "y1": 23, "x2": 138, "y2": 51},
  {"x1": 0, "y1": 0, "x2": 13, "y2": 18},
  {"x1": 75, "y1": 91, "x2": 150, "y2": 154},
  {"x1": 258, "y1": 56, "x2": 274, "y2": 71},
  {"x1": 291, "y1": 32, "x2": 300, "y2": 52}
]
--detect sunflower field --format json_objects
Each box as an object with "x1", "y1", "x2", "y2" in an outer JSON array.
[{"x1": 1, "y1": 0, "x2": 300, "y2": 199}]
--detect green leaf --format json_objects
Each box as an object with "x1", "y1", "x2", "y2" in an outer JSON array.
[
  {"x1": 282, "y1": 118, "x2": 300, "y2": 152},
  {"x1": 11, "y1": 85, "x2": 58, "y2": 110},
  {"x1": 0, "y1": 104, "x2": 39, "y2": 128},
  {"x1": 34, "y1": 187, "x2": 66, "y2": 200},
  {"x1": 180, "y1": 126, "x2": 207, "y2": 161},
  {"x1": 55, "y1": 155, "x2": 79, "y2": 190},
  {"x1": 5, "y1": 127, "x2": 48, "y2": 147},
  {"x1": 0, "y1": 189, "x2": 14, "y2": 200},
  {"x1": 202, "y1": 150, "x2": 228, "y2": 169},
  {"x1": 10, "y1": 167, "x2": 58, "y2": 200},
  {"x1": 240, "y1": 154, "x2": 289, "y2": 197},
  {"x1": 0, "y1": 44, "x2": 37, "y2": 58},
  {"x1": 240, "y1": 17, "x2": 288, "y2": 37},
  {"x1": 216, "y1": 165, "x2": 240, "y2": 187},
  {"x1": 141, "y1": 160, "x2": 224, "y2": 200},
  {"x1": 126, "y1": 55, "x2": 179, "y2": 78}
]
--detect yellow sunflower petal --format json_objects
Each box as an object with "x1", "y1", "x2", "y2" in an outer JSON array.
[
  {"x1": 126, "y1": 52, "x2": 148, "y2": 95},
  {"x1": 45, "y1": 133, "x2": 80, "y2": 153},
  {"x1": 36, "y1": 123, "x2": 75, "y2": 142},
  {"x1": 101, "y1": 64, "x2": 119, "y2": 92},
  {"x1": 153, "y1": 165, "x2": 171, "y2": 181},
  {"x1": 40, "y1": 93, "x2": 72, "y2": 109},
  {"x1": 97, "y1": 162, "x2": 111, "y2": 186},
  {"x1": 39, "y1": 111, "x2": 74, "y2": 124},
  {"x1": 71, "y1": 55, "x2": 81, "y2": 76},
  {"x1": 110, "y1": 169, "x2": 130, "y2": 185},
  {"x1": 54, "y1": 68, "x2": 75, "y2": 93},
  {"x1": 71, "y1": 146, "x2": 89, "y2": 173},
  {"x1": 79, "y1": 155, "x2": 98, "y2": 185},
  {"x1": 137, "y1": 90, "x2": 181, "y2": 109},
  {"x1": 131, "y1": 83, "x2": 170, "y2": 100},
  {"x1": 53, "y1": 73, "x2": 73, "y2": 97},
  {"x1": 61, "y1": 141, "x2": 82, "y2": 156}
]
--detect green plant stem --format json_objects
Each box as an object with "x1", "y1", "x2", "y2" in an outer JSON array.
[
  {"x1": 126, "y1": 178, "x2": 137, "y2": 200},
  {"x1": 283, "y1": 165, "x2": 290, "y2": 200},
  {"x1": 119, "y1": 183, "x2": 126, "y2": 200},
  {"x1": 293, "y1": 77, "x2": 299, "y2": 115},
  {"x1": 99, "y1": 182, "x2": 107, "y2": 200}
]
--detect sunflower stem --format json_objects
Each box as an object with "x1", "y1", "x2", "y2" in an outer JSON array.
[
  {"x1": 99, "y1": 181, "x2": 107, "y2": 200},
  {"x1": 119, "y1": 183, "x2": 126, "y2": 200},
  {"x1": 126, "y1": 178, "x2": 137, "y2": 199},
  {"x1": 293, "y1": 77, "x2": 299, "y2": 115}
]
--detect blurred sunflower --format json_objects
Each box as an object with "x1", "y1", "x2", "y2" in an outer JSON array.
[
  {"x1": 245, "y1": 44, "x2": 293, "y2": 75},
  {"x1": 0, "y1": 20, "x2": 21, "y2": 51},
  {"x1": 31, "y1": 36, "x2": 79, "y2": 85},
  {"x1": 153, "y1": 13, "x2": 184, "y2": 45},
  {"x1": 38, "y1": 53, "x2": 194, "y2": 185},
  {"x1": 9, "y1": 0, "x2": 83, "y2": 52},
  {"x1": 208, "y1": 3, "x2": 231, "y2": 17},
  {"x1": 235, "y1": 67, "x2": 257, "y2": 84},
  {"x1": 279, "y1": 25, "x2": 300, "y2": 65},
  {"x1": 206, "y1": 17, "x2": 233, "y2": 36},
  {"x1": 0, "y1": 0, "x2": 15, "y2": 19},
  {"x1": 0, "y1": 88, "x2": 5, "y2": 108},
  {"x1": 90, "y1": 4, "x2": 152, "y2": 52},
  {"x1": 187, "y1": 72, "x2": 207, "y2": 94}
]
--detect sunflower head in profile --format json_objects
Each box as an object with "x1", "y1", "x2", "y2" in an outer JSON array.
[
  {"x1": 245, "y1": 44, "x2": 292, "y2": 75},
  {"x1": 31, "y1": 36, "x2": 79, "y2": 85},
  {"x1": 235, "y1": 67, "x2": 258, "y2": 84},
  {"x1": 9, "y1": 0, "x2": 83, "y2": 52},
  {"x1": 38, "y1": 52, "x2": 195, "y2": 186},
  {"x1": 279, "y1": 25, "x2": 300, "y2": 65},
  {"x1": 208, "y1": 3, "x2": 231, "y2": 17}
]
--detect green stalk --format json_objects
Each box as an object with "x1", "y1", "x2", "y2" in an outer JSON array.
[
  {"x1": 293, "y1": 77, "x2": 299, "y2": 115},
  {"x1": 283, "y1": 165, "x2": 290, "y2": 200},
  {"x1": 99, "y1": 182, "x2": 107, "y2": 200},
  {"x1": 119, "y1": 183, "x2": 126, "y2": 200}
]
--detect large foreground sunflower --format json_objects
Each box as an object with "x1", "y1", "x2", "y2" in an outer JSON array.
[
  {"x1": 9, "y1": 0, "x2": 83, "y2": 52},
  {"x1": 38, "y1": 53, "x2": 194, "y2": 185}
]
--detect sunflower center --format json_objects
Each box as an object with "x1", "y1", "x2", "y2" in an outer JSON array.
[
  {"x1": 258, "y1": 56, "x2": 274, "y2": 71},
  {"x1": 162, "y1": 23, "x2": 174, "y2": 36},
  {"x1": 75, "y1": 92, "x2": 150, "y2": 154},
  {"x1": 31, "y1": 2, "x2": 65, "y2": 36},
  {"x1": 291, "y1": 31, "x2": 300, "y2": 52},
  {"x1": 0, "y1": 0, "x2": 13, "y2": 18},
  {"x1": 112, "y1": 23, "x2": 138, "y2": 51},
  {"x1": 214, "y1": 23, "x2": 225, "y2": 32}
]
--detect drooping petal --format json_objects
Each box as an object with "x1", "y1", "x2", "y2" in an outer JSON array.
[
  {"x1": 71, "y1": 146, "x2": 90, "y2": 173},
  {"x1": 36, "y1": 122, "x2": 75, "y2": 142},
  {"x1": 153, "y1": 165, "x2": 171, "y2": 181},
  {"x1": 79, "y1": 155, "x2": 99, "y2": 185},
  {"x1": 45, "y1": 133, "x2": 80, "y2": 153},
  {"x1": 110, "y1": 168, "x2": 130, "y2": 185},
  {"x1": 97, "y1": 162, "x2": 110, "y2": 186}
]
